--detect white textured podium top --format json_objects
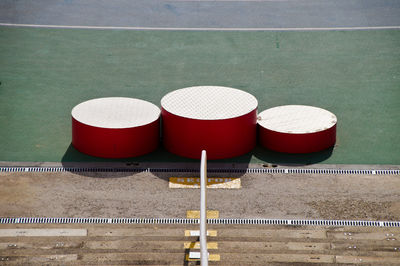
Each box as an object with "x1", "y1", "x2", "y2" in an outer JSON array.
[
  {"x1": 72, "y1": 97, "x2": 160, "y2": 129},
  {"x1": 258, "y1": 105, "x2": 337, "y2": 134},
  {"x1": 161, "y1": 86, "x2": 258, "y2": 120}
]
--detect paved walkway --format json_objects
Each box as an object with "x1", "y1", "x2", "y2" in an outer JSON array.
[
  {"x1": 1, "y1": 171, "x2": 399, "y2": 220},
  {"x1": 0, "y1": 223, "x2": 399, "y2": 265}
]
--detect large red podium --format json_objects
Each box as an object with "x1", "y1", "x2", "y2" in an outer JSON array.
[
  {"x1": 161, "y1": 86, "x2": 258, "y2": 159},
  {"x1": 72, "y1": 97, "x2": 160, "y2": 158}
]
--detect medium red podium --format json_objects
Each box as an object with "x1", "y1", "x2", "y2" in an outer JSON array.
[{"x1": 72, "y1": 97, "x2": 160, "y2": 158}]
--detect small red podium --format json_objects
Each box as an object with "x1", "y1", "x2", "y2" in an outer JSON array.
[{"x1": 258, "y1": 105, "x2": 337, "y2": 153}]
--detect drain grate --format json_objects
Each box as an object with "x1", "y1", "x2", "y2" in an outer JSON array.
[
  {"x1": 0, "y1": 217, "x2": 398, "y2": 227},
  {"x1": 0, "y1": 167, "x2": 399, "y2": 175}
]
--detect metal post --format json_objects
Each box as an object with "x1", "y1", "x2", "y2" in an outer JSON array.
[{"x1": 200, "y1": 150, "x2": 208, "y2": 266}]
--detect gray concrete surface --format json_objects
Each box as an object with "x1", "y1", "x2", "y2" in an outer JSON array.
[
  {"x1": 1, "y1": 223, "x2": 400, "y2": 265},
  {"x1": 1, "y1": 171, "x2": 399, "y2": 221},
  {"x1": 1, "y1": 0, "x2": 399, "y2": 28}
]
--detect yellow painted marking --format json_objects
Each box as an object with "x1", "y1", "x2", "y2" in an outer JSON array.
[
  {"x1": 185, "y1": 230, "x2": 217, "y2": 237},
  {"x1": 184, "y1": 242, "x2": 218, "y2": 249},
  {"x1": 186, "y1": 254, "x2": 220, "y2": 261},
  {"x1": 186, "y1": 210, "x2": 219, "y2": 219},
  {"x1": 169, "y1": 177, "x2": 241, "y2": 189}
]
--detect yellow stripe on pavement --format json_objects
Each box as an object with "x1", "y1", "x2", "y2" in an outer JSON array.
[
  {"x1": 169, "y1": 177, "x2": 241, "y2": 189},
  {"x1": 184, "y1": 241, "x2": 218, "y2": 249},
  {"x1": 186, "y1": 210, "x2": 219, "y2": 219}
]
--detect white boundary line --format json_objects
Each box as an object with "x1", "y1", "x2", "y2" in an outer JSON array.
[
  {"x1": 1, "y1": 23, "x2": 400, "y2": 31},
  {"x1": 170, "y1": 0, "x2": 294, "y2": 2}
]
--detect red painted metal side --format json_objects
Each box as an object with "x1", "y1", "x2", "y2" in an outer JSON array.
[
  {"x1": 161, "y1": 108, "x2": 257, "y2": 159},
  {"x1": 259, "y1": 124, "x2": 336, "y2": 153},
  {"x1": 72, "y1": 117, "x2": 160, "y2": 158}
]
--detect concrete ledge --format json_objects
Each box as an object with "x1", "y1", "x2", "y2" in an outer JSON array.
[{"x1": 0, "y1": 229, "x2": 87, "y2": 237}]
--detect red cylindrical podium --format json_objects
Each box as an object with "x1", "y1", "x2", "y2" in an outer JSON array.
[
  {"x1": 161, "y1": 86, "x2": 258, "y2": 159},
  {"x1": 258, "y1": 105, "x2": 337, "y2": 153},
  {"x1": 71, "y1": 97, "x2": 160, "y2": 158}
]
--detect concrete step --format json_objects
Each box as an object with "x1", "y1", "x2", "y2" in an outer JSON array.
[
  {"x1": 1, "y1": 238, "x2": 399, "y2": 251},
  {"x1": 1, "y1": 224, "x2": 400, "y2": 265},
  {"x1": 1, "y1": 241, "x2": 399, "y2": 258},
  {"x1": 2, "y1": 252, "x2": 400, "y2": 265},
  {"x1": 87, "y1": 227, "x2": 329, "y2": 240}
]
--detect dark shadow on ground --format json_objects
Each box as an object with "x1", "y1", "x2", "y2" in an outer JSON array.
[
  {"x1": 61, "y1": 144, "x2": 138, "y2": 178},
  {"x1": 61, "y1": 143, "x2": 199, "y2": 178},
  {"x1": 61, "y1": 143, "x2": 253, "y2": 179},
  {"x1": 252, "y1": 145, "x2": 334, "y2": 166},
  {"x1": 61, "y1": 143, "x2": 194, "y2": 163},
  {"x1": 61, "y1": 142, "x2": 334, "y2": 178}
]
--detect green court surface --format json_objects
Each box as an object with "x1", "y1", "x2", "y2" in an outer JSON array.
[{"x1": 0, "y1": 27, "x2": 399, "y2": 165}]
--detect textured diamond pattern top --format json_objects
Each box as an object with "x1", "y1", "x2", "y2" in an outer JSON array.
[
  {"x1": 258, "y1": 105, "x2": 337, "y2": 134},
  {"x1": 161, "y1": 86, "x2": 258, "y2": 120},
  {"x1": 72, "y1": 97, "x2": 160, "y2": 129}
]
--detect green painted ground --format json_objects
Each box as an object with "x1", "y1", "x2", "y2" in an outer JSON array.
[{"x1": 0, "y1": 27, "x2": 399, "y2": 165}]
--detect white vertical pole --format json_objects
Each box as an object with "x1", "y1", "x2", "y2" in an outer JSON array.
[{"x1": 200, "y1": 150, "x2": 208, "y2": 266}]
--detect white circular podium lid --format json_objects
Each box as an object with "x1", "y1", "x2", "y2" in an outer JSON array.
[
  {"x1": 258, "y1": 105, "x2": 337, "y2": 134},
  {"x1": 161, "y1": 86, "x2": 258, "y2": 120},
  {"x1": 72, "y1": 97, "x2": 160, "y2": 129}
]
